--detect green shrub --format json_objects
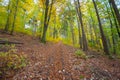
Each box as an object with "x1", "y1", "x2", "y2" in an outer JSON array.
[{"x1": 75, "y1": 50, "x2": 87, "y2": 59}]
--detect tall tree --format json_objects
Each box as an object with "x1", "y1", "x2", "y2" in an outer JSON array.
[
  {"x1": 67, "y1": 5, "x2": 75, "y2": 45},
  {"x1": 10, "y1": 0, "x2": 19, "y2": 34},
  {"x1": 4, "y1": 0, "x2": 11, "y2": 32},
  {"x1": 109, "y1": 1, "x2": 120, "y2": 37},
  {"x1": 41, "y1": 0, "x2": 54, "y2": 43},
  {"x1": 104, "y1": 2, "x2": 116, "y2": 54},
  {"x1": 74, "y1": 0, "x2": 88, "y2": 51},
  {"x1": 109, "y1": 0, "x2": 120, "y2": 29},
  {"x1": 77, "y1": 17, "x2": 82, "y2": 48},
  {"x1": 92, "y1": 0, "x2": 110, "y2": 55}
]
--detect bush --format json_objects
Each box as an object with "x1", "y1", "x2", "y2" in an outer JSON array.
[
  {"x1": 75, "y1": 50, "x2": 87, "y2": 59},
  {"x1": 0, "y1": 45, "x2": 27, "y2": 78}
]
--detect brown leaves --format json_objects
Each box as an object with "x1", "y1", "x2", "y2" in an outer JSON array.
[{"x1": 0, "y1": 33, "x2": 120, "y2": 80}]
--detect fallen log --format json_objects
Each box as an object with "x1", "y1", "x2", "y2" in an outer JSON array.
[{"x1": 0, "y1": 40, "x2": 23, "y2": 44}]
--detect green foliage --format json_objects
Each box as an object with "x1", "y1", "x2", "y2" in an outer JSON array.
[
  {"x1": 75, "y1": 50, "x2": 87, "y2": 59},
  {"x1": 0, "y1": 45, "x2": 27, "y2": 77}
]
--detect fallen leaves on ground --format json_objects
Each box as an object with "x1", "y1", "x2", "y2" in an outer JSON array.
[{"x1": 0, "y1": 33, "x2": 120, "y2": 80}]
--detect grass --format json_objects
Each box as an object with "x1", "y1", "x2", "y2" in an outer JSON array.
[{"x1": 75, "y1": 50, "x2": 87, "y2": 59}]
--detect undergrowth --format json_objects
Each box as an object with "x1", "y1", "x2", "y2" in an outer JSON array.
[
  {"x1": 75, "y1": 50, "x2": 87, "y2": 59},
  {"x1": 0, "y1": 44, "x2": 27, "y2": 78}
]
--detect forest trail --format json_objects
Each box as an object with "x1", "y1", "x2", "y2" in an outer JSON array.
[{"x1": 0, "y1": 33, "x2": 120, "y2": 80}]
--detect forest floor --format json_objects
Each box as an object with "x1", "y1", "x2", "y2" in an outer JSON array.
[{"x1": 0, "y1": 32, "x2": 120, "y2": 80}]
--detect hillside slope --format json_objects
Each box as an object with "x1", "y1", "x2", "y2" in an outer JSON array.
[{"x1": 0, "y1": 33, "x2": 120, "y2": 80}]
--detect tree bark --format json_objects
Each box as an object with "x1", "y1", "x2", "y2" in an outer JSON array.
[
  {"x1": 105, "y1": 3, "x2": 116, "y2": 54},
  {"x1": 69, "y1": 22, "x2": 75, "y2": 45},
  {"x1": 77, "y1": 17, "x2": 82, "y2": 48},
  {"x1": 41, "y1": 0, "x2": 49, "y2": 43},
  {"x1": 4, "y1": 0, "x2": 11, "y2": 32},
  {"x1": 75, "y1": 0, "x2": 88, "y2": 51},
  {"x1": 109, "y1": 0, "x2": 120, "y2": 29},
  {"x1": 10, "y1": 0, "x2": 19, "y2": 35},
  {"x1": 89, "y1": 8, "x2": 100, "y2": 48},
  {"x1": 92, "y1": 0, "x2": 110, "y2": 55},
  {"x1": 41, "y1": 0, "x2": 54, "y2": 43},
  {"x1": 109, "y1": 2, "x2": 120, "y2": 37}
]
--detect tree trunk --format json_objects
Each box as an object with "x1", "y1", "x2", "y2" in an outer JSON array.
[
  {"x1": 88, "y1": 21, "x2": 94, "y2": 47},
  {"x1": 92, "y1": 0, "x2": 110, "y2": 55},
  {"x1": 41, "y1": 0, "x2": 54, "y2": 43},
  {"x1": 4, "y1": 0, "x2": 11, "y2": 32},
  {"x1": 70, "y1": 22, "x2": 75, "y2": 45},
  {"x1": 10, "y1": 0, "x2": 19, "y2": 35},
  {"x1": 77, "y1": 17, "x2": 82, "y2": 48},
  {"x1": 41, "y1": 0, "x2": 49, "y2": 43},
  {"x1": 53, "y1": 15, "x2": 57, "y2": 39},
  {"x1": 77, "y1": 0, "x2": 88, "y2": 51},
  {"x1": 109, "y1": 2, "x2": 120, "y2": 37},
  {"x1": 105, "y1": 3, "x2": 116, "y2": 54},
  {"x1": 89, "y1": 8, "x2": 100, "y2": 48},
  {"x1": 109, "y1": 0, "x2": 120, "y2": 29},
  {"x1": 74, "y1": 0, "x2": 88, "y2": 51}
]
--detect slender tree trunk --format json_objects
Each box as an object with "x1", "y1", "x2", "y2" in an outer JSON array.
[
  {"x1": 90, "y1": 13, "x2": 102, "y2": 49},
  {"x1": 39, "y1": 8, "x2": 44, "y2": 39},
  {"x1": 88, "y1": 21, "x2": 94, "y2": 46},
  {"x1": 10, "y1": 0, "x2": 19, "y2": 35},
  {"x1": 77, "y1": 0, "x2": 88, "y2": 51},
  {"x1": 109, "y1": 2, "x2": 120, "y2": 37},
  {"x1": 41, "y1": 0, "x2": 54, "y2": 43},
  {"x1": 105, "y1": 3, "x2": 116, "y2": 54},
  {"x1": 89, "y1": 8, "x2": 99, "y2": 48},
  {"x1": 4, "y1": 0, "x2": 11, "y2": 32},
  {"x1": 23, "y1": 9, "x2": 26, "y2": 28},
  {"x1": 74, "y1": 0, "x2": 88, "y2": 51},
  {"x1": 92, "y1": 0, "x2": 110, "y2": 55},
  {"x1": 70, "y1": 22, "x2": 75, "y2": 45},
  {"x1": 53, "y1": 15, "x2": 56, "y2": 39},
  {"x1": 41, "y1": 0, "x2": 49, "y2": 43},
  {"x1": 77, "y1": 17, "x2": 82, "y2": 48},
  {"x1": 109, "y1": 0, "x2": 120, "y2": 29}
]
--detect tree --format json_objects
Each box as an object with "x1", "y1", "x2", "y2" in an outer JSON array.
[
  {"x1": 109, "y1": 0, "x2": 120, "y2": 29},
  {"x1": 74, "y1": 0, "x2": 88, "y2": 51},
  {"x1": 104, "y1": 2, "x2": 116, "y2": 54},
  {"x1": 10, "y1": 0, "x2": 19, "y2": 34},
  {"x1": 4, "y1": 0, "x2": 11, "y2": 32},
  {"x1": 41, "y1": 0, "x2": 54, "y2": 43},
  {"x1": 92, "y1": 0, "x2": 110, "y2": 55},
  {"x1": 109, "y1": 0, "x2": 120, "y2": 37}
]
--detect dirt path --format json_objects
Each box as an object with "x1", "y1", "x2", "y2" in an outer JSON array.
[
  {"x1": 13, "y1": 41, "x2": 76, "y2": 80},
  {"x1": 0, "y1": 33, "x2": 120, "y2": 80},
  {"x1": 14, "y1": 39, "x2": 77, "y2": 80}
]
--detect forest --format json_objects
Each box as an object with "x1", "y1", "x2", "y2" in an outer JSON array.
[{"x1": 0, "y1": 0, "x2": 120, "y2": 80}]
